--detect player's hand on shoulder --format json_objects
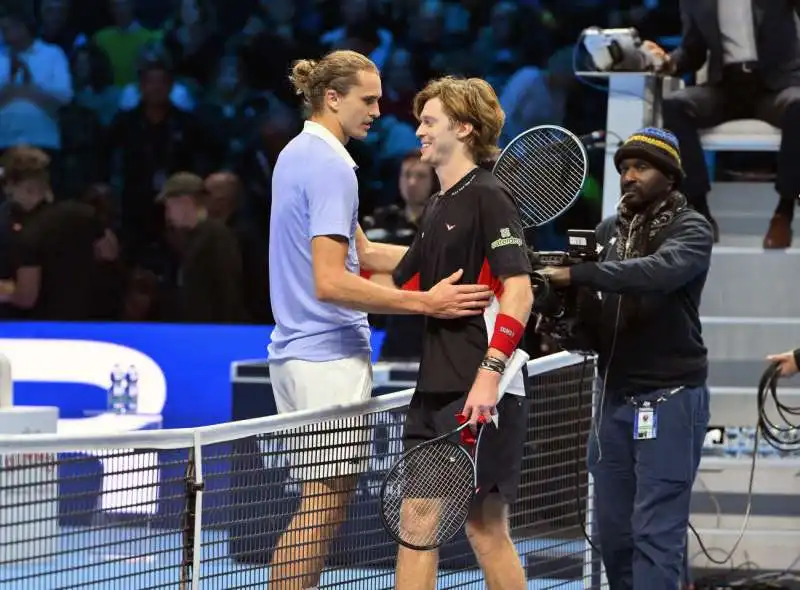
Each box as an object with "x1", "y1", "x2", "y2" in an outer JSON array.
[{"x1": 424, "y1": 269, "x2": 492, "y2": 319}]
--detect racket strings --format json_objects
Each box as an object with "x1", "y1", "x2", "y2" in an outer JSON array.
[
  {"x1": 493, "y1": 126, "x2": 587, "y2": 228},
  {"x1": 382, "y1": 441, "x2": 474, "y2": 548}
]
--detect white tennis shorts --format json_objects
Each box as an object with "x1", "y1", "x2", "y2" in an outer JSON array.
[{"x1": 269, "y1": 355, "x2": 373, "y2": 481}]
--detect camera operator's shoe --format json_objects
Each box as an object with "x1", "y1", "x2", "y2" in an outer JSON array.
[{"x1": 763, "y1": 213, "x2": 792, "y2": 249}]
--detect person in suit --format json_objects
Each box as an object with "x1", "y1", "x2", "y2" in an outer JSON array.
[{"x1": 645, "y1": 0, "x2": 800, "y2": 249}]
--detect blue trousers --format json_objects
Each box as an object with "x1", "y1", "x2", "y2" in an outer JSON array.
[{"x1": 588, "y1": 385, "x2": 710, "y2": 590}]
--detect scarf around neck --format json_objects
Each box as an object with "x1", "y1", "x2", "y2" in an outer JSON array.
[{"x1": 615, "y1": 190, "x2": 687, "y2": 260}]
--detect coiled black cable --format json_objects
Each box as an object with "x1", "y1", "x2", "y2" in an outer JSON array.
[{"x1": 756, "y1": 361, "x2": 800, "y2": 453}]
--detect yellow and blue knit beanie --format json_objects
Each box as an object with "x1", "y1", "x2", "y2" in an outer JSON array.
[{"x1": 613, "y1": 127, "x2": 685, "y2": 187}]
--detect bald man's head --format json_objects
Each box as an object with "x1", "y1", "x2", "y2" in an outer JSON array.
[{"x1": 205, "y1": 171, "x2": 242, "y2": 221}]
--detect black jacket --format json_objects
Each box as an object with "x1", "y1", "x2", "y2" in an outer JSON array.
[
  {"x1": 671, "y1": 0, "x2": 800, "y2": 91},
  {"x1": 570, "y1": 208, "x2": 714, "y2": 394}
]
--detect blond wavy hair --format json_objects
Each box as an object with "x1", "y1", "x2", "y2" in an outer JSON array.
[
  {"x1": 289, "y1": 50, "x2": 379, "y2": 115},
  {"x1": 413, "y1": 76, "x2": 505, "y2": 163}
]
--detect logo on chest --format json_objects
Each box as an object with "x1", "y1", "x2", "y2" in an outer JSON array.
[{"x1": 446, "y1": 223, "x2": 456, "y2": 231}]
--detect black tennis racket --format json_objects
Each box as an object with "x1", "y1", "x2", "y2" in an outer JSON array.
[
  {"x1": 492, "y1": 124, "x2": 589, "y2": 229},
  {"x1": 379, "y1": 349, "x2": 530, "y2": 551}
]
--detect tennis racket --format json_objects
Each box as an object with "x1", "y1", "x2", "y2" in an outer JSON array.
[
  {"x1": 492, "y1": 125, "x2": 589, "y2": 229},
  {"x1": 379, "y1": 348, "x2": 530, "y2": 551}
]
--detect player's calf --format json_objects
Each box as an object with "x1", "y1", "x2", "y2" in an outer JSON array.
[
  {"x1": 465, "y1": 494, "x2": 526, "y2": 590},
  {"x1": 268, "y1": 476, "x2": 357, "y2": 590}
]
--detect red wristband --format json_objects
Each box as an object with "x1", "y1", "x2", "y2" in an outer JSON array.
[
  {"x1": 360, "y1": 269, "x2": 373, "y2": 280},
  {"x1": 489, "y1": 313, "x2": 524, "y2": 357}
]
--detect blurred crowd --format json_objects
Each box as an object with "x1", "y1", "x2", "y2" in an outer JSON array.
[{"x1": 0, "y1": 0, "x2": 680, "y2": 339}]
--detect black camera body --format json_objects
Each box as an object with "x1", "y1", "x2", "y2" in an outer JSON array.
[{"x1": 527, "y1": 229, "x2": 601, "y2": 353}]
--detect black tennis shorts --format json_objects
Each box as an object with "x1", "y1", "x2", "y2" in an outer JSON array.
[{"x1": 403, "y1": 391, "x2": 529, "y2": 505}]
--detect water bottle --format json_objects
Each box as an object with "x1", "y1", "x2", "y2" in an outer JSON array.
[
  {"x1": 126, "y1": 365, "x2": 139, "y2": 414},
  {"x1": 108, "y1": 364, "x2": 128, "y2": 414}
]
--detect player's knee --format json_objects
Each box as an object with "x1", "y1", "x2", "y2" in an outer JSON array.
[
  {"x1": 400, "y1": 498, "x2": 440, "y2": 533},
  {"x1": 301, "y1": 475, "x2": 357, "y2": 506},
  {"x1": 465, "y1": 496, "x2": 511, "y2": 554}
]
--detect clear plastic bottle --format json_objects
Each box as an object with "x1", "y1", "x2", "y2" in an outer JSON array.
[
  {"x1": 126, "y1": 365, "x2": 139, "y2": 414},
  {"x1": 108, "y1": 364, "x2": 128, "y2": 414}
]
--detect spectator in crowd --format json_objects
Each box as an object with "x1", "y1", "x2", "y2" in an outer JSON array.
[
  {"x1": 0, "y1": 0, "x2": 684, "y2": 329},
  {"x1": 649, "y1": 2, "x2": 800, "y2": 248},
  {"x1": 161, "y1": 0, "x2": 223, "y2": 88},
  {"x1": 365, "y1": 149, "x2": 437, "y2": 361},
  {"x1": 0, "y1": 8, "x2": 73, "y2": 158},
  {"x1": 69, "y1": 42, "x2": 119, "y2": 126},
  {"x1": 320, "y1": 0, "x2": 394, "y2": 70},
  {"x1": 499, "y1": 46, "x2": 574, "y2": 146},
  {"x1": 39, "y1": 0, "x2": 88, "y2": 56},
  {"x1": 105, "y1": 52, "x2": 221, "y2": 269},
  {"x1": 93, "y1": 0, "x2": 161, "y2": 87},
  {"x1": 0, "y1": 145, "x2": 108, "y2": 319},
  {"x1": 205, "y1": 170, "x2": 270, "y2": 324},
  {"x1": 234, "y1": 98, "x2": 299, "y2": 230},
  {"x1": 121, "y1": 267, "x2": 161, "y2": 321},
  {"x1": 195, "y1": 49, "x2": 272, "y2": 167},
  {"x1": 158, "y1": 172, "x2": 248, "y2": 324},
  {"x1": 237, "y1": 0, "x2": 320, "y2": 104},
  {"x1": 378, "y1": 48, "x2": 418, "y2": 127},
  {"x1": 471, "y1": 2, "x2": 527, "y2": 90},
  {"x1": 364, "y1": 149, "x2": 436, "y2": 244},
  {"x1": 79, "y1": 182, "x2": 126, "y2": 319}
]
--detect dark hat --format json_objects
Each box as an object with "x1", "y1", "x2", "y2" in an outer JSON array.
[
  {"x1": 613, "y1": 127, "x2": 685, "y2": 187},
  {"x1": 156, "y1": 172, "x2": 205, "y2": 202}
]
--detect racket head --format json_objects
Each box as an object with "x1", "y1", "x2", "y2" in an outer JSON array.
[
  {"x1": 379, "y1": 437, "x2": 475, "y2": 551},
  {"x1": 492, "y1": 124, "x2": 589, "y2": 229}
]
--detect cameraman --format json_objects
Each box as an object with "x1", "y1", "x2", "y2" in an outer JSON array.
[{"x1": 541, "y1": 127, "x2": 713, "y2": 590}]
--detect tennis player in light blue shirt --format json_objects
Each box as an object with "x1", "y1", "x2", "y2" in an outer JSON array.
[{"x1": 265, "y1": 50, "x2": 492, "y2": 590}]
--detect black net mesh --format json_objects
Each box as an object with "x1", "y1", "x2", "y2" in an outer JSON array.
[{"x1": 0, "y1": 357, "x2": 603, "y2": 589}]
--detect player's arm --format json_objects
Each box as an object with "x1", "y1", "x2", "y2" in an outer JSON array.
[
  {"x1": 478, "y1": 191, "x2": 533, "y2": 367},
  {"x1": 568, "y1": 214, "x2": 712, "y2": 295},
  {"x1": 355, "y1": 225, "x2": 408, "y2": 273},
  {"x1": 309, "y1": 164, "x2": 489, "y2": 317},
  {"x1": 462, "y1": 189, "x2": 534, "y2": 425},
  {"x1": 486, "y1": 275, "x2": 533, "y2": 363},
  {"x1": 314, "y1": 237, "x2": 488, "y2": 316}
]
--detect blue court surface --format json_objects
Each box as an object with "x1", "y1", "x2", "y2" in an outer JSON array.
[{"x1": 1, "y1": 527, "x2": 590, "y2": 589}]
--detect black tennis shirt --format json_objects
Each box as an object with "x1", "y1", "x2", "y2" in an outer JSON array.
[{"x1": 392, "y1": 167, "x2": 532, "y2": 393}]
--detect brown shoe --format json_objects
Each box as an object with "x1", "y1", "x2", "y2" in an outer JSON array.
[{"x1": 763, "y1": 214, "x2": 793, "y2": 249}]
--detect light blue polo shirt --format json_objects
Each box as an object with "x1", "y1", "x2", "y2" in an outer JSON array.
[{"x1": 267, "y1": 121, "x2": 371, "y2": 362}]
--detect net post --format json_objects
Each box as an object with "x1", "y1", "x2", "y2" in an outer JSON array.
[
  {"x1": 588, "y1": 359, "x2": 608, "y2": 587},
  {"x1": 0, "y1": 353, "x2": 12, "y2": 408},
  {"x1": 180, "y1": 434, "x2": 205, "y2": 589}
]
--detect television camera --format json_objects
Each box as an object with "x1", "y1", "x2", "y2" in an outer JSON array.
[
  {"x1": 527, "y1": 229, "x2": 602, "y2": 354},
  {"x1": 580, "y1": 26, "x2": 663, "y2": 72}
]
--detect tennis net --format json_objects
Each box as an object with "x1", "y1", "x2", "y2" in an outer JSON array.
[{"x1": 0, "y1": 351, "x2": 602, "y2": 589}]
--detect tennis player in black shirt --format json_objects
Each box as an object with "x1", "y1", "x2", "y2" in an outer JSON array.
[{"x1": 390, "y1": 77, "x2": 533, "y2": 590}]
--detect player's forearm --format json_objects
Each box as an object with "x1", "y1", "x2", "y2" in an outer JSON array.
[
  {"x1": 487, "y1": 276, "x2": 533, "y2": 362},
  {"x1": 317, "y1": 270, "x2": 428, "y2": 315},
  {"x1": 369, "y1": 272, "x2": 398, "y2": 289},
  {"x1": 360, "y1": 241, "x2": 409, "y2": 273}
]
